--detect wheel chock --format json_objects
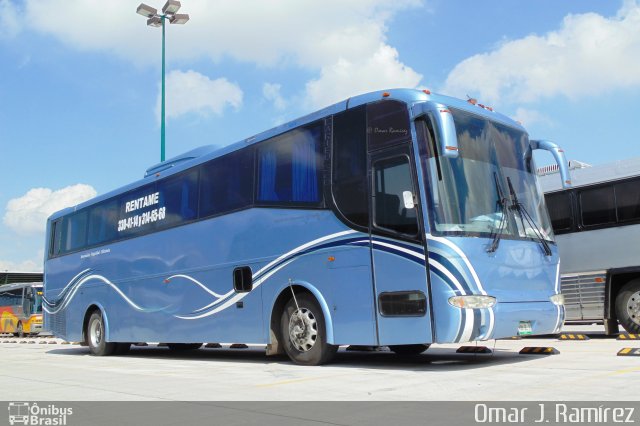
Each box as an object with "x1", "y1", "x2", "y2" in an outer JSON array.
[
  {"x1": 559, "y1": 333, "x2": 590, "y2": 341},
  {"x1": 617, "y1": 348, "x2": 640, "y2": 356},
  {"x1": 617, "y1": 334, "x2": 640, "y2": 340},
  {"x1": 519, "y1": 347, "x2": 559, "y2": 355},
  {"x1": 456, "y1": 346, "x2": 492, "y2": 354}
]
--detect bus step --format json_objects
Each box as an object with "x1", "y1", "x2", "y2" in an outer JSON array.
[
  {"x1": 617, "y1": 348, "x2": 640, "y2": 356},
  {"x1": 456, "y1": 346, "x2": 492, "y2": 354},
  {"x1": 205, "y1": 343, "x2": 222, "y2": 349},
  {"x1": 617, "y1": 334, "x2": 640, "y2": 340},
  {"x1": 519, "y1": 347, "x2": 559, "y2": 355},
  {"x1": 559, "y1": 333, "x2": 590, "y2": 341}
]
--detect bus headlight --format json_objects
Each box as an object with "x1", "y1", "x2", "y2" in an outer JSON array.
[
  {"x1": 448, "y1": 295, "x2": 496, "y2": 309},
  {"x1": 550, "y1": 294, "x2": 565, "y2": 306}
]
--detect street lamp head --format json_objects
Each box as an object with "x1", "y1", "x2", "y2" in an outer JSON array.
[
  {"x1": 147, "y1": 16, "x2": 163, "y2": 27},
  {"x1": 162, "y1": 0, "x2": 181, "y2": 15},
  {"x1": 136, "y1": 3, "x2": 158, "y2": 18},
  {"x1": 169, "y1": 13, "x2": 189, "y2": 24}
]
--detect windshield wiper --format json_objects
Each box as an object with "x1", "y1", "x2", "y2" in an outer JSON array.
[
  {"x1": 487, "y1": 172, "x2": 508, "y2": 253},
  {"x1": 506, "y1": 177, "x2": 552, "y2": 256}
]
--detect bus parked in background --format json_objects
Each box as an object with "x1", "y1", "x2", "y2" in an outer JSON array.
[
  {"x1": 539, "y1": 157, "x2": 640, "y2": 334},
  {"x1": 44, "y1": 89, "x2": 567, "y2": 365},
  {"x1": 0, "y1": 282, "x2": 43, "y2": 336}
]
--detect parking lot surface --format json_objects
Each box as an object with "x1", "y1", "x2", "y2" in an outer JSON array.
[{"x1": 0, "y1": 325, "x2": 638, "y2": 401}]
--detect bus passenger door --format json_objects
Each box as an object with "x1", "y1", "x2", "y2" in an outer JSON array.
[{"x1": 369, "y1": 149, "x2": 433, "y2": 345}]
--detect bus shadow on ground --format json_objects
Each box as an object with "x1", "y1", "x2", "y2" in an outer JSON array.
[{"x1": 46, "y1": 345, "x2": 538, "y2": 371}]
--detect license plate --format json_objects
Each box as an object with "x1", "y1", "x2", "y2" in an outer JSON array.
[{"x1": 518, "y1": 321, "x2": 533, "y2": 336}]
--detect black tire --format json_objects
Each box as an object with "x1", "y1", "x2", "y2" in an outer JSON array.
[
  {"x1": 616, "y1": 280, "x2": 640, "y2": 334},
  {"x1": 167, "y1": 343, "x2": 203, "y2": 351},
  {"x1": 15, "y1": 322, "x2": 24, "y2": 338},
  {"x1": 114, "y1": 343, "x2": 131, "y2": 355},
  {"x1": 389, "y1": 344, "x2": 430, "y2": 356},
  {"x1": 86, "y1": 311, "x2": 116, "y2": 356},
  {"x1": 280, "y1": 293, "x2": 337, "y2": 365}
]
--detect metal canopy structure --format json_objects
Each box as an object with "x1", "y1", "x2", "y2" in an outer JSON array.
[{"x1": 0, "y1": 271, "x2": 43, "y2": 285}]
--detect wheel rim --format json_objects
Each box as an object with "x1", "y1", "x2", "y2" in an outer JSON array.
[
  {"x1": 288, "y1": 307, "x2": 318, "y2": 352},
  {"x1": 627, "y1": 290, "x2": 640, "y2": 326},
  {"x1": 90, "y1": 318, "x2": 103, "y2": 347}
]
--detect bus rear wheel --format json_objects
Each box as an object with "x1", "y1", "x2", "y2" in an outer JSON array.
[
  {"x1": 280, "y1": 293, "x2": 337, "y2": 365},
  {"x1": 616, "y1": 280, "x2": 640, "y2": 334},
  {"x1": 389, "y1": 344, "x2": 430, "y2": 356},
  {"x1": 14, "y1": 322, "x2": 24, "y2": 338},
  {"x1": 87, "y1": 311, "x2": 116, "y2": 356}
]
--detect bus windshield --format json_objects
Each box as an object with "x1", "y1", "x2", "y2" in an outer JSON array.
[
  {"x1": 422, "y1": 108, "x2": 553, "y2": 242},
  {"x1": 33, "y1": 290, "x2": 43, "y2": 314}
]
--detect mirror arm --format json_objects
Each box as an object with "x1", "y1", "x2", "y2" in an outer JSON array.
[{"x1": 531, "y1": 139, "x2": 572, "y2": 189}]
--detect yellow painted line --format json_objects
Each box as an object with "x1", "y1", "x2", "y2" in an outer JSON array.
[
  {"x1": 255, "y1": 374, "x2": 351, "y2": 388},
  {"x1": 620, "y1": 348, "x2": 632, "y2": 355}
]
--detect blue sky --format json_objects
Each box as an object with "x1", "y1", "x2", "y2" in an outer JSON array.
[{"x1": 1, "y1": 0, "x2": 639, "y2": 271}]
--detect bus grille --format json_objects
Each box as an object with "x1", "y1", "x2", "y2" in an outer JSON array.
[{"x1": 560, "y1": 271, "x2": 606, "y2": 321}]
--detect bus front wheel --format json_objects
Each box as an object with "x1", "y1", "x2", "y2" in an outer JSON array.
[
  {"x1": 87, "y1": 311, "x2": 116, "y2": 356},
  {"x1": 280, "y1": 293, "x2": 337, "y2": 365},
  {"x1": 616, "y1": 280, "x2": 640, "y2": 334}
]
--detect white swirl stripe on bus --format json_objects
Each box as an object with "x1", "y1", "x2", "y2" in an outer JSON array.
[
  {"x1": 43, "y1": 274, "x2": 150, "y2": 314},
  {"x1": 426, "y1": 235, "x2": 495, "y2": 340}
]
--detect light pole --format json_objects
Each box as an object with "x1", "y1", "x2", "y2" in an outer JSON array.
[{"x1": 137, "y1": 1, "x2": 190, "y2": 162}]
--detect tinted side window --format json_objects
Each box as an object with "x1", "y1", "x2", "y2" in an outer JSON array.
[
  {"x1": 257, "y1": 123, "x2": 323, "y2": 205},
  {"x1": 200, "y1": 149, "x2": 254, "y2": 217},
  {"x1": 580, "y1": 186, "x2": 616, "y2": 226},
  {"x1": 373, "y1": 156, "x2": 419, "y2": 236},
  {"x1": 615, "y1": 179, "x2": 640, "y2": 222},
  {"x1": 87, "y1": 200, "x2": 119, "y2": 246},
  {"x1": 332, "y1": 106, "x2": 369, "y2": 228},
  {"x1": 61, "y1": 211, "x2": 88, "y2": 253},
  {"x1": 367, "y1": 100, "x2": 411, "y2": 150},
  {"x1": 545, "y1": 192, "x2": 573, "y2": 233},
  {"x1": 157, "y1": 169, "x2": 199, "y2": 228}
]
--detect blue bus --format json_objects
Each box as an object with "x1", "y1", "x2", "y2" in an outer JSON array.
[{"x1": 44, "y1": 89, "x2": 567, "y2": 365}]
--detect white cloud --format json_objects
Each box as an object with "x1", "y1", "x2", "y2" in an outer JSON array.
[
  {"x1": 0, "y1": 0, "x2": 21, "y2": 38},
  {"x1": 305, "y1": 44, "x2": 423, "y2": 109},
  {"x1": 0, "y1": 258, "x2": 42, "y2": 273},
  {"x1": 14, "y1": 0, "x2": 423, "y2": 110},
  {"x1": 263, "y1": 83, "x2": 287, "y2": 111},
  {"x1": 512, "y1": 107, "x2": 552, "y2": 128},
  {"x1": 3, "y1": 184, "x2": 97, "y2": 235},
  {"x1": 156, "y1": 70, "x2": 243, "y2": 121},
  {"x1": 443, "y1": 1, "x2": 640, "y2": 105}
]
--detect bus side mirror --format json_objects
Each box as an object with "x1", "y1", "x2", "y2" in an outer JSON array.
[
  {"x1": 233, "y1": 266, "x2": 253, "y2": 293},
  {"x1": 412, "y1": 102, "x2": 459, "y2": 158},
  {"x1": 531, "y1": 139, "x2": 572, "y2": 189}
]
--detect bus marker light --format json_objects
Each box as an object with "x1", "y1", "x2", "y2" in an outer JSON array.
[
  {"x1": 617, "y1": 348, "x2": 640, "y2": 356},
  {"x1": 448, "y1": 295, "x2": 496, "y2": 309},
  {"x1": 456, "y1": 346, "x2": 492, "y2": 354},
  {"x1": 594, "y1": 277, "x2": 605, "y2": 283},
  {"x1": 519, "y1": 347, "x2": 559, "y2": 355},
  {"x1": 559, "y1": 333, "x2": 589, "y2": 341},
  {"x1": 328, "y1": 256, "x2": 335, "y2": 262},
  {"x1": 617, "y1": 334, "x2": 640, "y2": 340},
  {"x1": 382, "y1": 92, "x2": 390, "y2": 97},
  {"x1": 423, "y1": 89, "x2": 431, "y2": 95}
]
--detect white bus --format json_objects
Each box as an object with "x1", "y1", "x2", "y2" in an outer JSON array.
[{"x1": 539, "y1": 157, "x2": 640, "y2": 334}]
